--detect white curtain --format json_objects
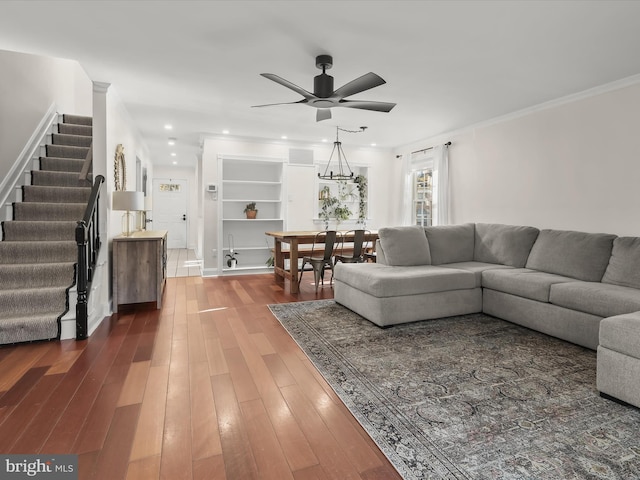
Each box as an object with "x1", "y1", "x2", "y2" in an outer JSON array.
[
  {"x1": 432, "y1": 144, "x2": 450, "y2": 225},
  {"x1": 401, "y1": 154, "x2": 413, "y2": 225}
]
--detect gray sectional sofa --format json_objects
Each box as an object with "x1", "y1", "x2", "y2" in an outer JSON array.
[{"x1": 333, "y1": 223, "x2": 640, "y2": 408}]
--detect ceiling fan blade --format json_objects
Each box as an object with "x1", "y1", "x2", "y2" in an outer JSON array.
[
  {"x1": 316, "y1": 109, "x2": 331, "y2": 122},
  {"x1": 260, "y1": 73, "x2": 315, "y2": 100},
  {"x1": 251, "y1": 99, "x2": 307, "y2": 108},
  {"x1": 339, "y1": 100, "x2": 396, "y2": 112},
  {"x1": 332, "y1": 72, "x2": 386, "y2": 99}
]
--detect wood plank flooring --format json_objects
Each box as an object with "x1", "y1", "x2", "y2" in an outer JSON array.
[{"x1": 0, "y1": 274, "x2": 402, "y2": 480}]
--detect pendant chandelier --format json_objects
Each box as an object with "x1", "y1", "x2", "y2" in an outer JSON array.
[{"x1": 318, "y1": 126, "x2": 366, "y2": 181}]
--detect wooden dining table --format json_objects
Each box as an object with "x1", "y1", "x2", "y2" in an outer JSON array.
[{"x1": 265, "y1": 230, "x2": 378, "y2": 294}]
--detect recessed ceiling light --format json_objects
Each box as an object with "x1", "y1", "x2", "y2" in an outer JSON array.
[
  {"x1": 322, "y1": 138, "x2": 328, "y2": 143},
  {"x1": 222, "y1": 129, "x2": 230, "y2": 135},
  {"x1": 172, "y1": 161, "x2": 177, "y2": 165},
  {"x1": 370, "y1": 143, "x2": 377, "y2": 147},
  {"x1": 164, "y1": 124, "x2": 173, "y2": 130},
  {"x1": 168, "y1": 138, "x2": 176, "y2": 146},
  {"x1": 281, "y1": 135, "x2": 288, "y2": 140},
  {"x1": 170, "y1": 152, "x2": 177, "y2": 157}
]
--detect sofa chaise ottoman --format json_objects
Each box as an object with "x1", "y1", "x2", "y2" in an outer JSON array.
[{"x1": 597, "y1": 312, "x2": 640, "y2": 409}]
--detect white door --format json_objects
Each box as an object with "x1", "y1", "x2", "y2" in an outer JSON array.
[
  {"x1": 152, "y1": 178, "x2": 188, "y2": 248},
  {"x1": 286, "y1": 165, "x2": 316, "y2": 230}
]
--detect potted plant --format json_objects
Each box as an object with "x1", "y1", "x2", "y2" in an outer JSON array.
[
  {"x1": 334, "y1": 203, "x2": 352, "y2": 229},
  {"x1": 354, "y1": 174, "x2": 367, "y2": 226},
  {"x1": 319, "y1": 186, "x2": 338, "y2": 230},
  {"x1": 226, "y1": 251, "x2": 239, "y2": 268},
  {"x1": 244, "y1": 202, "x2": 258, "y2": 219}
]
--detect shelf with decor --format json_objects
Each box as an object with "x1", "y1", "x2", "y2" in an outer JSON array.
[
  {"x1": 219, "y1": 155, "x2": 285, "y2": 274},
  {"x1": 315, "y1": 165, "x2": 369, "y2": 229}
]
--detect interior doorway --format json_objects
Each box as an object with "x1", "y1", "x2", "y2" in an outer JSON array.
[{"x1": 152, "y1": 178, "x2": 188, "y2": 249}]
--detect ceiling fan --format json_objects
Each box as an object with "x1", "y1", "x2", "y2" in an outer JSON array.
[{"x1": 253, "y1": 55, "x2": 396, "y2": 122}]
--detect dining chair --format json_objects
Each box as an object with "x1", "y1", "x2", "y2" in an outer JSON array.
[
  {"x1": 299, "y1": 230, "x2": 339, "y2": 292},
  {"x1": 334, "y1": 229, "x2": 371, "y2": 264}
]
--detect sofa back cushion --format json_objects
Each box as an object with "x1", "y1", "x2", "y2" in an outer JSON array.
[
  {"x1": 602, "y1": 237, "x2": 640, "y2": 289},
  {"x1": 474, "y1": 223, "x2": 540, "y2": 267},
  {"x1": 378, "y1": 225, "x2": 431, "y2": 266},
  {"x1": 525, "y1": 229, "x2": 616, "y2": 281},
  {"x1": 424, "y1": 223, "x2": 475, "y2": 265}
]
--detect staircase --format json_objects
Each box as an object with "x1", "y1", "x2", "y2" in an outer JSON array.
[{"x1": 0, "y1": 114, "x2": 92, "y2": 344}]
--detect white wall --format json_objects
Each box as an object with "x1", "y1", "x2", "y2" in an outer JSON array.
[
  {"x1": 105, "y1": 87, "x2": 152, "y2": 240},
  {"x1": 0, "y1": 49, "x2": 92, "y2": 181},
  {"x1": 200, "y1": 137, "x2": 396, "y2": 273},
  {"x1": 395, "y1": 80, "x2": 640, "y2": 237}
]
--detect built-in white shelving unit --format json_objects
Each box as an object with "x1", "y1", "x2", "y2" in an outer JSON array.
[{"x1": 219, "y1": 155, "x2": 285, "y2": 274}]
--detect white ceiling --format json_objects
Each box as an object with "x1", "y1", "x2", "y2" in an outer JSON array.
[{"x1": 2, "y1": 1, "x2": 640, "y2": 167}]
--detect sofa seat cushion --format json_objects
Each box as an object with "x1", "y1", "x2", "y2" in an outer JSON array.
[
  {"x1": 525, "y1": 229, "x2": 616, "y2": 281},
  {"x1": 474, "y1": 223, "x2": 539, "y2": 267},
  {"x1": 599, "y1": 312, "x2": 640, "y2": 359},
  {"x1": 482, "y1": 269, "x2": 576, "y2": 303},
  {"x1": 440, "y1": 261, "x2": 513, "y2": 287},
  {"x1": 333, "y1": 263, "x2": 476, "y2": 298},
  {"x1": 550, "y1": 282, "x2": 640, "y2": 318}
]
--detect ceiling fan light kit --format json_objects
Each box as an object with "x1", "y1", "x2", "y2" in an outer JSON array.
[{"x1": 253, "y1": 55, "x2": 396, "y2": 122}]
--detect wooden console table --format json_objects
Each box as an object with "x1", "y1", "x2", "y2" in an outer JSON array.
[
  {"x1": 265, "y1": 230, "x2": 378, "y2": 294},
  {"x1": 112, "y1": 230, "x2": 167, "y2": 312}
]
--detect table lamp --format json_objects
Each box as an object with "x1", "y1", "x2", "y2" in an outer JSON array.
[{"x1": 112, "y1": 191, "x2": 144, "y2": 236}]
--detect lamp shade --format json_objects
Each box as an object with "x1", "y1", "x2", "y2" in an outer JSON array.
[{"x1": 112, "y1": 191, "x2": 144, "y2": 211}]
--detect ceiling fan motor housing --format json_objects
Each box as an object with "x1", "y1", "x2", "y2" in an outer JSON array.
[{"x1": 314, "y1": 55, "x2": 334, "y2": 98}]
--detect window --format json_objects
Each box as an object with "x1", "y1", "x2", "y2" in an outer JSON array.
[
  {"x1": 413, "y1": 169, "x2": 433, "y2": 226},
  {"x1": 403, "y1": 144, "x2": 449, "y2": 226},
  {"x1": 407, "y1": 151, "x2": 434, "y2": 227}
]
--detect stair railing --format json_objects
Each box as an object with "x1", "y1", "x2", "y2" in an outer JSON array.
[
  {"x1": 79, "y1": 141, "x2": 93, "y2": 182},
  {"x1": 75, "y1": 174, "x2": 105, "y2": 340}
]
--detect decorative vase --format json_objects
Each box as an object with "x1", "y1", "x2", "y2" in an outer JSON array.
[{"x1": 246, "y1": 210, "x2": 257, "y2": 219}]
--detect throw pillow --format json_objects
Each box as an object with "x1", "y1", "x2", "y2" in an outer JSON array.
[
  {"x1": 425, "y1": 223, "x2": 475, "y2": 265},
  {"x1": 378, "y1": 225, "x2": 431, "y2": 266},
  {"x1": 602, "y1": 237, "x2": 640, "y2": 289}
]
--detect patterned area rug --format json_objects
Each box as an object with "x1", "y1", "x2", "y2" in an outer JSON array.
[{"x1": 269, "y1": 300, "x2": 640, "y2": 480}]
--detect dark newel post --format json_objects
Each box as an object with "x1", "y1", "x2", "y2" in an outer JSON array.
[
  {"x1": 75, "y1": 175, "x2": 104, "y2": 341},
  {"x1": 76, "y1": 221, "x2": 88, "y2": 340}
]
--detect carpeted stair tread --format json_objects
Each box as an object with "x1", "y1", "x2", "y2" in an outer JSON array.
[
  {"x1": 52, "y1": 133, "x2": 92, "y2": 147},
  {"x1": 22, "y1": 185, "x2": 91, "y2": 203},
  {"x1": 62, "y1": 114, "x2": 92, "y2": 126},
  {"x1": 57, "y1": 123, "x2": 92, "y2": 137},
  {"x1": 0, "y1": 287, "x2": 68, "y2": 319},
  {"x1": 0, "y1": 263, "x2": 75, "y2": 289},
  {"x1": 39, "y1": 157, "x2": 84, "y2": 173},
  {"x1": 0, "y1": 113, "x2": 93, "y2": 345},
  {"x1": 0, "y1": 315, "x2": 59, "y2": 344},
  {"x1": 0, "y1": 241, "x2": 76, "y2": 264},
  {"x1": 46, "y1": 144, "x2": 89, "y2": 159},
  {"x1": 31, "y1": 170, "x2": 91, "y2": 188},
  {"x1": 2, "y1": 221, "x2": 77, "y2": 241},
  {"x1": 13, "y1": 202, "x2": 85, "y2": 221}
]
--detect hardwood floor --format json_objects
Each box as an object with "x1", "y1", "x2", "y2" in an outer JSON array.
[{"x1": 0, "y1": 274, "x2": 402, "y2": 480}]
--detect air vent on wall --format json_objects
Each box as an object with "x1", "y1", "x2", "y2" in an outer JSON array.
[{"x1": 289, "y1": 148, "x2": 314, "y2": 165}]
